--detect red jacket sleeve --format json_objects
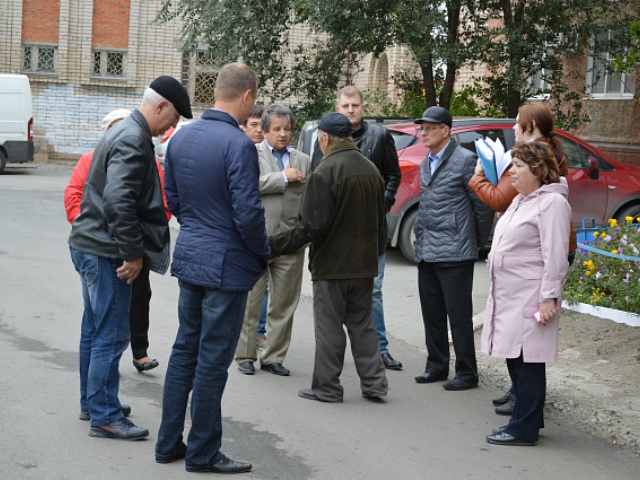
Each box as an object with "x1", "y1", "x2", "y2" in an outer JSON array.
[
  {"x1": 64, "y1": 151, "x2": 93, "y2": 224},
  {"x1": 156, "y1": 160, "x2": 171, "y2": 221},
  {"x1": 468, "y1": 169, "x2": 518, "y2": 214}
]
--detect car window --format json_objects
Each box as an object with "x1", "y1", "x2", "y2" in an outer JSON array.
[
  {"x1": 557, "y1": 136, "x2": 586, "y2": 169},
  {"x1": 389, "y1": 130, "x2": 418, "y2": 150},
  {"x1": 453, "y1": 128, "x2": 513, "y2": 155}
]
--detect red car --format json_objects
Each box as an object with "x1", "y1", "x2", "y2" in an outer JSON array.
[{"x1": 386, "y1": 118, "x2": 640, "y2": 262}]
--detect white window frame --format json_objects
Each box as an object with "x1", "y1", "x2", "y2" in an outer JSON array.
[
  {"x1": 91, "y1": 49, "x2": 127, "y2": 80},
  {"x1": 586, "y1": 31, "x2": 636, "y2": 99},
  {"x1": 21, "y1": 43, "x2": 58, "y2": 75}
]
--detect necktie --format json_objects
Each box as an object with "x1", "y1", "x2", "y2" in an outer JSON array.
[{"x1": 273, "y1": 150, "x2": 285, "y2": 171}]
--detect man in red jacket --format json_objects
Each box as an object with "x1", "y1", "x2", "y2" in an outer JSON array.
[{"x1": 64, "y1": 108, "x2": 169, "y2": 382}]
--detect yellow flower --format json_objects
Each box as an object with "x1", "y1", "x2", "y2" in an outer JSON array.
[
  {"x1": 593, "y1": 231, "x2": 600, "y2": 238},
  {"x1": 587, "y1": 260, "x2": 595, "y2": 270},
  {"x1": 608, "y1": 218, "x2": 618, "y2": 228},
  {"x1": 578, "y1": 294, "x2": 584, "y2": 298},
  {"x1": 585, "y1": 271, "x2": 592, "y2": 276},
  {"x1": 626, "y1": 216, "x2": 634, "y2": 224},
  {"x1": 611, "y1": 249, "x2": 618, "y2": 254}
]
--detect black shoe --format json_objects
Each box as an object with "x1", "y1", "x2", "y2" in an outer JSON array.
[
  {"x1": 88, "y1": 418, "x2": 149, "y2": 440},
  {"x1": 492, "y1": 425, "x2": 507, "y2": 435},
  {"x1": 362, "y1": 391, "x2": 387, "y2": 402},
  {"x1": 443, "y1": 377, "x2": 478, "y2": 391},
  {"x1": 381, "y1": 353, "x2": 403, "y2": 370},
  {"x1": 297, "y1": 388, "x2": 343, "y2": 403},
  {"x1": 156, "y1": 441, "x2": 188, "y2": 464},
  {"x1": 486, "y1": 432, "x2": 536, "y2": 446},
  {"x1": 492, "y1": 392, "x2": 512, "y2": 406},
  {"x1": 133, "y1": 358, "x2": 159, "y2": 373},
  {"x1": 495, "y1": 397, "x2": 516, "y2": 415},
  {"x1": 186, "y1": 452, "x2": 252, "y2": 473},
  {"x1": 414, "y1": 371, "x2": 447, "y2": 384},
  {"x1": 238, "y1": 361, "x2": 255, "y2": 375},
  {"x1": 261, "y1": 363, "x2": 290, "y2": 376},
  {"x1": 79, "y1": 404, "x2": 131, "y2": 421}
]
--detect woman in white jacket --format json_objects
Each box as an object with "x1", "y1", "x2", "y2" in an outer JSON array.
[{"x1": 482, "y1": 141, "x2": 571, "y2": 446}]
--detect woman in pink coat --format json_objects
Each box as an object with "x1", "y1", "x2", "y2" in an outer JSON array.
[{"x1": 482, "y1": 141, "x2": 571, "y2": 446}]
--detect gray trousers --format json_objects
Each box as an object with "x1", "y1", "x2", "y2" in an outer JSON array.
[{"x1": 311, "y1": 278, "x2": 388, "y2": 402}]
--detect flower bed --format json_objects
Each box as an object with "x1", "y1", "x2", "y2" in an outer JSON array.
[{"x1": 564, "y1": 217, "x2": 640, "y2": 316}]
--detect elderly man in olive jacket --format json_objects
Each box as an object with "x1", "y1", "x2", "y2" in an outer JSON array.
[
  {"x1": 413, "y1": 106, "x2": 494, "y2": 391},
  {"x1": 270, "y1": 112, "x2": 388, "y2": 403}
]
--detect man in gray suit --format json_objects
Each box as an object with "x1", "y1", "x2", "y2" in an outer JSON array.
[{"x1": 235, "y1": 104, "x2": 310, "y2": 376}]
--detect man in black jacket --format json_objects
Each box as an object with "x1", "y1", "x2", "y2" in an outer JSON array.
[
  {"x1": 311, "y1": 86, "x2": 403, "y2": 370},
  {"x1": 69, "y1": 76, "x2": 192, "y2": 440}
]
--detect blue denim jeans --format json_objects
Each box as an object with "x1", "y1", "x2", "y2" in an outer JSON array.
[
  {"x1": 156, "y1": 280, "x2": 247, "y2": 469},
  {"x1": 372, "y1": 252, "x2": 388, "y2": 354},
  {"x1": 70, "y1": 246, "x2": 131, "y2": 427}
]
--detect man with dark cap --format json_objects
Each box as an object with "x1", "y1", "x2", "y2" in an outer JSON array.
[
  {"x1": 311, "y1": 86, "x2": 403, "y2": 371},
  {"x1": 68, "y1": 75, "x2": 192, "y2": 440},
  {"x1": 412, "y1": 106, "x2": 493, "y2": 391},
  {"x1": 155, "y1": 63, "x2": 267, "y2": 474},
  {"x1": 270, "y1": 112, "x2": 388, "y2": 403}
]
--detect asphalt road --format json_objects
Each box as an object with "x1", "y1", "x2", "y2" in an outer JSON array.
[{"x1": 1, "y1": 164, "x2": 638, "y2": 480}]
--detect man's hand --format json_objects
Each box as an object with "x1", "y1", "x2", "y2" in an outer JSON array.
[
  {"x1": 283, "y1": 167, "x2": 304, "y2": 183},
  {"x1": 116, "y1": 257, "x2": 143, "y2": 284}
]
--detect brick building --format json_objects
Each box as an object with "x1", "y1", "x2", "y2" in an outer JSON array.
[{"x1": 0, "y1": 1, "x2": 412, "y2": 158}]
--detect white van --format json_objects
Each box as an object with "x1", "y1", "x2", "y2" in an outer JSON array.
[{"x1": 0, "y1": 74, "x2": 34, "y2": 173}]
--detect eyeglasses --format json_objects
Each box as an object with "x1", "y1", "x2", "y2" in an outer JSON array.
[{"x1": 416, "y1": 125, "x2": 446, "y2": 133}]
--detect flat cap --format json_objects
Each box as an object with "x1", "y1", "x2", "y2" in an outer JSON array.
[
  {"x1": 317, "y1": 112, "x2": 352, "y2": 137},
  {"x1": 101, "y1": 109, "x2": 131, "y2": 133},
  {"x1": 414, "y1": 106, "x2": 452, "y2": 128},
  {"x1": 149, "y1": 76, "x2": 193, "y2": 119}
]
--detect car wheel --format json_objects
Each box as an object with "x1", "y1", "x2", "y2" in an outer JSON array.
[
  {"x1": 398, "y1": 209, "x2": 418, "y2": 264},
  {"x1": 0, "y1": 150, "x2": 7, "y2": 174},
  {"x1": 615, "y1": 204, "x2": 640, "y2": 225}
]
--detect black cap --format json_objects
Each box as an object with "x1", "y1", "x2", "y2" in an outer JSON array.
[
  {"x1": 317, "y1": 112, "x2": 352, "y2": 137},
  {"x1": 149, "y1": 76, "x2": 193, "y2": 119},
  {"x1": 414, "y1": 106, "x2": 452, "y2": 128}
]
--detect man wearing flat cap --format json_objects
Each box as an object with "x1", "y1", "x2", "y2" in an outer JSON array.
[
  {"x1": 69, "y1": 75, "x2": 192, "y2": 440},
  {"x1": 270, "y1": 112, "x2": 388, "y2": 403},
  {"x1": 412, "y1": 106, "x2": 493, "y2": 391}
]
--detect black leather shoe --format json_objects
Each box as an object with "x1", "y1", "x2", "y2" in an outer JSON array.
[
  {"x1": 238, "y1": 361, "x2": 255, "y2": 375},
  {"x1": 156, "y1": 441, "x2": 188, "y2": 464},
  {"x1": 414, "y1": 372, "x2": 447, "y2": 384},
  {"x1": 443, "y1": 377, "x2": 478, "y2": 391},
  {"x1": 133, "y1": 358, "x2": 159, "y2": 373},
  {"x1": 79, "y1": 404, "x2": 131, "y2": 421},
  {"x1": 261, "y1": 363, "x2": 290, "y2": 376},
  {"x1": 495, "y1": 397, "x2": 516, "y2": 415},
  {"x1": 186, "y1": 452, "x2": 252, "y2": 473},
  {"x1": 381, "y1": 353, "x2": 403, "y2": 370},
  {"x1": 298, "y1": 388, "x2": 321, "y2": 401},
  {"x1": 486, "y1": 432, "x2": 536, "y2": 446},
  {"x1": 492, "y1": 392, "x2": 512, "y2": 406}
]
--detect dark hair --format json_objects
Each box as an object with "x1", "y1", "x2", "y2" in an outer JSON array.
[
  {"x1": 261, "y1": 104, "x2": 295, "y2": 132},
  {"x1": 517, "y1": 103, "x2": 566, "y2": 166},
  {"x1": 215, "y1": 63, "x2": 258, "y2": 102},
  {"x1": 244, "y1": 105, "x2": 264, "y2": 125},
  {"x1": 511, "y1": 141, "x2": 560, "y2": 185}
]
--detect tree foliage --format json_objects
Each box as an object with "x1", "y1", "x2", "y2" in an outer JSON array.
[{"x1": 157, "y1": 0, "x2": 638, "y2": 125}]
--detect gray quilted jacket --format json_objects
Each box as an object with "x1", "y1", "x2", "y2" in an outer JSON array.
[{"x1": 414, "y1": 139, "x2": 494, "y2": 263}]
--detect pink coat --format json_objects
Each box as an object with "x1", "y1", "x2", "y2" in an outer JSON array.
[{"x1": 481, "y1": 180, "x2": 571, "y2": 363}]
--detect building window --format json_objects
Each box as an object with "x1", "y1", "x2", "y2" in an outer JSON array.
[
  {"x1": 22, "y1": 44, "x2": 57, "y2": 74},
  {"x1": 92, "y1": 50, "x2": 126, "y2": 78},
  {"x1": 527, "y1": 67, "x2": 552, "y2": 98},
  {"x1": 182, "y1": 51, "x2": 217, "y2": 106},
  {"x1": 588, "y1": 31, "x2": 636, "y2": 97}
]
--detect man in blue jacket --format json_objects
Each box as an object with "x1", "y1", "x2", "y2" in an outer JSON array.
[{"x1": 155, "y1": 63, "x2": 270, "y2": 474}]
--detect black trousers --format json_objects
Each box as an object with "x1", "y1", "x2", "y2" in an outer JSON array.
[
  {"x1": 504, "y1": 354, "x2": 546, "y2": 443},
  {"x1": 129, "y1": 261, "x2": 152, "y2": 360},
  {"x1": 418, "y1": 261, "x2": 477, "y2": 382}
]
